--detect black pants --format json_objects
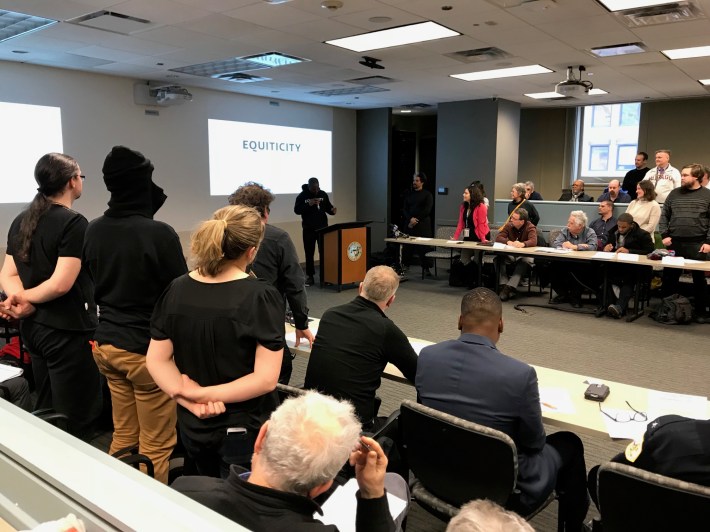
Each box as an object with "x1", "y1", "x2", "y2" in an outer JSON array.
[
  {"x1": 402, "y1": 244, "x2": 432, "y2": 269},
  {"x1": 302, "y1": 226, "x2": 323, "y2": 277},
  {"x1": 180, "y1": 426, "x2": 255, "y2": 479},
  {"x1": 0, "y1": 375, "x2": 32, "y2": 411},
  {"x1": 662, "y1": 240, "x2": 708, "y2": 314},
  {"x1": 547, "y1": 431, "x2": 590, "y2": 531},
  {"x1": 21, "y1": 321, "x2": 102, "y2": 441},
  {"x1": 278, "y1": 345, "x2": 294, "y2": 385}
]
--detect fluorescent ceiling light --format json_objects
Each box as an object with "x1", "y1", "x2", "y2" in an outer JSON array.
[
  {"x1": 0, "y1": 9, "x2": 57, "y2": 43},
  {"x1": 451, "y1": 64, "x2": 552, "y2": 82},
  {"x1": 662, "y1": 45, "x2": 710, "y2": 59},
  {"x1": 591, "y1": 42, "x2": 646, "y2": 57},
  {"x1": 588, "y1": 88, "x2": 608, "y2": 95},
  {"x1": 524, "y1": 92, "x2": 564, "y2": 99},
  {"x1": 326, "y1": 21, "x2": 459, "y2": 52},
  {"x1": 698, "y1": 79, "x2": 710, "y2": 85},
  {"x1": 597, "y1": 0, "x2": 674, "y2": 11},
  {"x1": 399, "y1": 109, "x2": 412, "y2": 113}
]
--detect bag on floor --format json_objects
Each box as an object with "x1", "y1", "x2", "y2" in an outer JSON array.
[{"x1": 649, "y1": 294, "x2": 693, "y2": 324}]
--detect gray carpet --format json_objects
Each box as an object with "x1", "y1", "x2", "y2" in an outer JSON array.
[{"x1": 295, "y1": 269, "x2": 710, "y2": 531}]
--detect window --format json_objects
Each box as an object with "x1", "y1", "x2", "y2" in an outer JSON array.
[
  {"x1": 589, "y1": 145, "x2": 609, "y2": 171},
  {"x1": 577, "y1": 102, "x2": 641, "y2": 184}
]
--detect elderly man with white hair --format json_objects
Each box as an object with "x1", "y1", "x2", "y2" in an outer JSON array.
[
  {"x1": 551, "y1": 211, "x2": 598, "y2": 307},
  {"x1": 173, "y1": 390, "x2": 409, "y2": 531}
]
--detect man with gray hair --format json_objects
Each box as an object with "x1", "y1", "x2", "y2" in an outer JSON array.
[
  {"x1": 447, "y1": 499, "x2": 534, "y2": 532},
  {"x1": 305, "y1": 266, "x2": 417, "y2": 429},
  {"x1": 173, "y1": 390, "x2": 408, "y2": 530},
  {"x1": 551, "y1": 211, "x2": 598, "y2": 307},
  {"x1": 524, "y1": 181, "x2": 543, "y2": 201}
]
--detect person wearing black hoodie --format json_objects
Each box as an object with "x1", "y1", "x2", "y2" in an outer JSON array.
[
  {"x1": 294, "y1": 178, "x2": 336, "y2": 286},
  {"x1": 83, "y1": 146, "x2": 187, "y2": 484}
]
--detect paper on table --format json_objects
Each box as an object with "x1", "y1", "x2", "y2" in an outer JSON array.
[
  {"x1": 446, "y1": 240, "x2": 461, "y2": 244},
  {"x1": 616, "y1": 253, "x2": 639, "y2": 262},
  {"x1": 684, "y1": 259, "x2": 705, "y2": 264},
  {"x1": 539, "y1": 387, "x2": 576, "y2": 414},
  {"x1": 317, "y1": 478, "x2": 407, "y2": 532},
  {"x1": 600, "y1": 408, "x2": 648, "y2": 440},
  {"x1": 535, "y1": 247, "x2": 572, "y2": 254},
  {"x1": 592, "y1": 251, "x2": 615, "y2": 260},
  {"x1": 492, "y1": 242, "x2": 506, "y2": 249},
  {"x1": 0, "y1": 364, "x2": 23, "y2": 383},
  {"x1": 285, "y1": 326, "x2": 319, "y2": 352},
  {"x1": 415, "y1": 237, "x2": 432, "y2": 241},
  {"x1": 661, "y1": 256, "x2": 685, "y2": 266},
  {"x1": 647, "y1": 390, "x2": 708, "y2": 421},
  {"x1": 410, "y1": 340, "x2": 432, "y2": 355}
]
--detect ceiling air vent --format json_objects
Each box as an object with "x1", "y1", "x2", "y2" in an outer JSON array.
[
  {"x1": 67, "y1": 11, "x2": 151, "y2": 35},
  {"x1": 401, "y1": 103, "x2": 433, "y2": 109},
  {"x1": 346, "y1": 75, "x2": 396, "y2": 85},
  {"x1": 214, "y1": 72, "x2": 271, "y2": 83},
  {"x1": 615, "y1": 2, "x2": 704, "y2": 27},
  {"x1": 444, "y1": 47, "x2": 512, "y2": 63}
]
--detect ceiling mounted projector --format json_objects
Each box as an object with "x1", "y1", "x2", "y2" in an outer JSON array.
[
  {"x1": 359, "y1": 56, "x2": 384, "y2": 69},
  {"x1": 555, "y1": 65, "x2": 593, "y2": 97}
]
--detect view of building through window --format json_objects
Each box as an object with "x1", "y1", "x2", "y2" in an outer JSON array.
[{"x1": 578, "y1": 102, "x2": 641, "y2": 184}]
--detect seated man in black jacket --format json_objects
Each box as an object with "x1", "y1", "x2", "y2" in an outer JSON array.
[
  {"x1": 173, "y1": 390, "x2": 408, "y2": 532},
  {"x1": 601, "y1": 213, "x2": 655, "y2": 318},
  {"x1": 304, "y1": 265, "x2": 417, "y2": 430}
]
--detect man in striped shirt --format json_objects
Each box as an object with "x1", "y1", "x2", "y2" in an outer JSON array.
[{"x1": 659, "y1": 163, "x2": 710, "y2": 322}]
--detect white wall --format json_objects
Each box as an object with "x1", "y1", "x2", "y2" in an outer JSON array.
[{"x1": 0, "y1": 61, "x2": 356, "y2": 262}]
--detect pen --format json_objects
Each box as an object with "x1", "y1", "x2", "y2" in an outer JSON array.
[{"x1": 359, "y1": 437, "x2": 374, "y2": 453}]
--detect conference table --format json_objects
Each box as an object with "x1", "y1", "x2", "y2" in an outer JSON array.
[
  {"x1": 287, "y1": 319, "x2": 709, "y2": 438},
  {"x1": 385, "y1": 236, "x2": 710, "y2": 321}
]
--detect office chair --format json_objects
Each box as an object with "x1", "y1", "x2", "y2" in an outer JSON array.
[
  {"x1": 398, "y1": 400, "x2": 556, "y2": 525},
  {"x1": 597, "y1": 462, "x2": 710, "y2": 531},
  {"x1": 424, "y1": 226, "x2": 460, "y2": 279},
  {"x1": 276, "y1": 382, "x2": 306, "y2": 403},
  {"x1": 111, "y1": 445, "x2": 155, "y2": 478}
]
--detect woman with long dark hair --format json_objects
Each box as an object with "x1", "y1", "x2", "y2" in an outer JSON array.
[
  {"x1": 147, "y1": 205, "x2": 284, "y2": 478},
  {"x1": 454, "y1": 184, "x2": 489, "y2": 264},
  {"x1": 0, "y1": 153, "x2": 101, "y2": 439}
]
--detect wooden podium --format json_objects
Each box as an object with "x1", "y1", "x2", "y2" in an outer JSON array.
[{"x1": 317, "y1": 222, "x2": 371, "y2": 291}]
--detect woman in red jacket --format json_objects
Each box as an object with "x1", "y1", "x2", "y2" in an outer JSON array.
[{"x1": 453, "y1": 184, "x2": 489, "y2": 264}]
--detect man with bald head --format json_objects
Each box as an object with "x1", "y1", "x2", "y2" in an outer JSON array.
[
  {"x1": 305, "y1": 266, "x2": 417, "y2": 429},
  {"x1": 597, "y1": 179, "x2": 631, "y2": 203},
  {"x1": 416, "y1": 288, "x2": 589, "y2": 531},
  {"x1": 559, "y1": 180, "x2": 594, "y2": 202}
]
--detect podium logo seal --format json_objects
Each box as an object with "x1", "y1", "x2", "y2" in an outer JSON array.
[{"x1": 347, "y1": 241, "x2": 363, "y2": 262}]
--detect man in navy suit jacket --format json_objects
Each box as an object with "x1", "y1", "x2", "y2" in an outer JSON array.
[{"x1": 416, "y1": 288, "x2": 589, "y2": 531}]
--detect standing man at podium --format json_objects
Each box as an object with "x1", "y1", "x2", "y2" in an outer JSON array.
[{"x1": 294, "y1": 178, "x2": 336, "y2": 287}]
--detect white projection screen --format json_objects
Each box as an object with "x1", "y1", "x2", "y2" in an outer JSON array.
[
  {"x1": 208, "y1": 119, "x2": 332, "y2": 195},
  {"x1": 1, "y1": 102, "x2": 63, "y2": 203}
]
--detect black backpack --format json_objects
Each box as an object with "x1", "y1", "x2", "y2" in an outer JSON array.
[{"x1": 649, "y1": 294, "x2": 693, "y2": 324}]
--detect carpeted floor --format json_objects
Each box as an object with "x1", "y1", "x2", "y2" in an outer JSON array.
[{"x1": 294, "y1": 268, "x2": 709, "y2": 531}]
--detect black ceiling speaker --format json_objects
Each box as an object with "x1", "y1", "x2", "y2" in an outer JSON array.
[{"x1": 359, "y1": 56, "x2": 384, "y2": 69}]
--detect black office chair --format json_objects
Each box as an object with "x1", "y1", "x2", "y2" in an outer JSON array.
[
  {"x1": 276, "y1": 382, "x2": 306, "y2": 403},
  {"x1": 597, "y1": 462, "x2": 710, "y2": 531},
  {"x1": 398, "y1": 400, "x2": 556, "y2": 525},
  {"x1": 111, "y1": 445, "x2": 155, "y2": 478}
]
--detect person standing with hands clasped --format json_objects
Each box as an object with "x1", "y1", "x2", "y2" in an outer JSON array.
[
  {"x1": 402, "y1": 172, "x2": 434, "y2": 276},
  {"x1": 294, "y1": 177, "x2": 336, "y2": 287},
  {"x1": 0, "y1": 153, "x2": 102, "y2": 441}
]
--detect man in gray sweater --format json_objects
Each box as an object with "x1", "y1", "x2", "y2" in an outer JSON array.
[{"x1": 659, "y1": 163, "x2": 710, "y2": 322}]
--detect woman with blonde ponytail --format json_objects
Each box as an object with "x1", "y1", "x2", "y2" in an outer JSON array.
[{"x1": 147, "y1": 205, "x2": 284, "y2": 478}]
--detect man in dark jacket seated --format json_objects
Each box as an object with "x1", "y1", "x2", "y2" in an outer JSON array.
[
  {"x1": 559, "y1": 180, "x2": 594, "y2": 202},
  {"x1": 172, "y1": 390, "x2": 408, "y2": 531},
  {"x1": 601, "y1": 213, "x2": 655, "y2": 318}
]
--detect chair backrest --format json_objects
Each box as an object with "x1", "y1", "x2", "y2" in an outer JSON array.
[
  {"x1": 435, "y1": 225, "x2": 455, "y2": 240},
  {"x1": 276, "y1": 383, "x2": 305, "y2": 404},
  {"x1": 399, "y1": 400, "x2": 518, "y2": 507},
  {"x1": 547, "y1": 229, "x2": 562, "y2": 247},
  {"x1": 598, "y1": 462, "x2": 710, "y2": 532}
]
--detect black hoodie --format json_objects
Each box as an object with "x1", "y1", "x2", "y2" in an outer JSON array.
[
  {"x1": 294, "y1": 183, "x2": 335, "y2": 229},
  {"x1": 83, "y1": 146, "x2": 187, "y2": 354}
]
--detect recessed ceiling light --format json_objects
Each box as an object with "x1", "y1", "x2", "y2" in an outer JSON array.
[
  {"x1": 596, "y1": 0, "x2": 673, "y2": 11},
  {"x1": 400, "y1": 109, "x2": 412, "y2": 113},
  {"x1": 591, "y1": 42, "x2": 646, "y2": 57},
  {"x1": 524, "y1": 92, "x2": 564, "y2": 99},
  {"x1": 369, "y1": 16, "x2": 392, "y2": 23},
  {"x1": 243, "y1": 51, "x2": 307, "y2": 67},
  {"x1": 451, "y1": 64, "x2": 552, "y2": 82},
  {"x1": 588, "y1": 88, "x2": 608, "y2": 95},
  {"x1": 698, "y1": 79, "x2": 710, "y2": 85},
  {"x1": 662, "y1": 45, "x2": 710, "y2": 60},
  {"x1": 0, "y1": 9, "x2": 57, "y2": 43},
  {"x1": 325, "y1": 21, "x2": 460, "y2": 52}
]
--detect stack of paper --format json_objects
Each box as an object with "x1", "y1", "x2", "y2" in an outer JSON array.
[{"x1": 0, "y1": 364, "x2": 23, "y2": 383}]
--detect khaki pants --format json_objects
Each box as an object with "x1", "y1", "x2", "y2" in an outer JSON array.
[{"x1": 93, "y1": 344, "x2": 177, "y2": 484}]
